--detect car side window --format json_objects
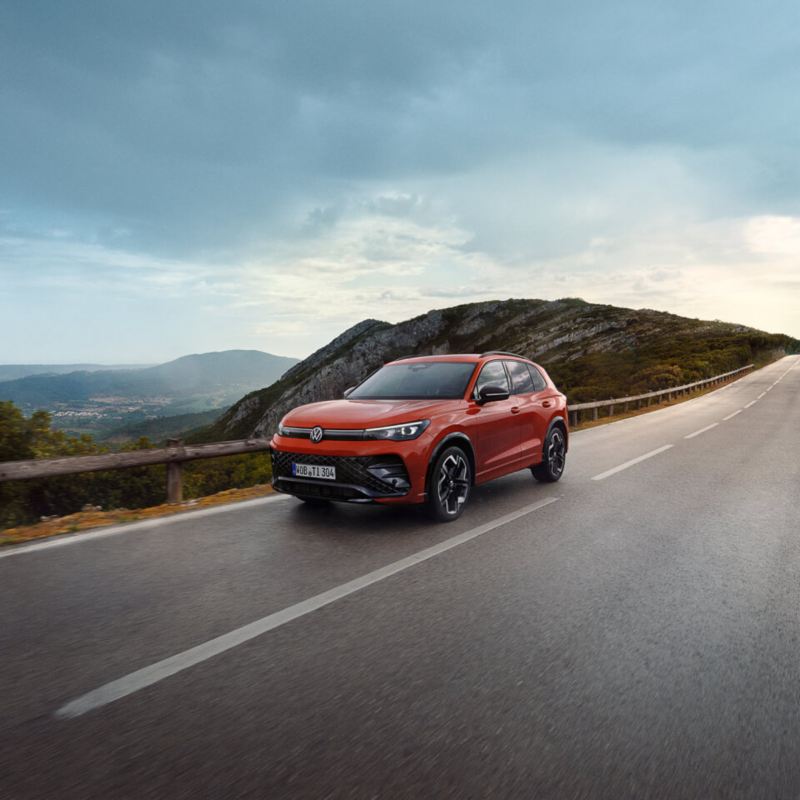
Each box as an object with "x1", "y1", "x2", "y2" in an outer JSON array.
[
  {"x1": 527, "y1": 364, "x2": 547, "y2": 392},
  {"x1": 505, "y1": 360, "x2": 535, "y2": 395},
  {"x1": 474, "y1": 360, "x2": 509, "y2": 397}
]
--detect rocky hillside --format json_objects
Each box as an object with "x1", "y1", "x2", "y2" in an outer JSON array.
[{"x1": 196, "y1": 298, "x2": 797, "y2": 441}]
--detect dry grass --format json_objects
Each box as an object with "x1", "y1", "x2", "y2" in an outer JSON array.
[{"x1": 0, "y1": 484, "x2": 275, "y2": 547}]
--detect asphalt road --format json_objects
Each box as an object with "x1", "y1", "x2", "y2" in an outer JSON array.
[{"x1": 1, "y1": 356, "x2": 798, "y2": 799}]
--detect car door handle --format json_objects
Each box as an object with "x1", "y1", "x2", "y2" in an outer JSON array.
[
  {"x1": 541, "y1": 400, "x2": 552, "y2": 408},
  {"x1": 510, "y1": 406, "x2": 521, "y2": 414}
]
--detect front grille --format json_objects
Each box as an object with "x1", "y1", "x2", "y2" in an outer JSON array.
[
  {"x1": 281, "y1": 426, "x2": 365, "y2": 441},
  {"x1": 271, "y1": 450, "x2": 410, "y2": 497}
]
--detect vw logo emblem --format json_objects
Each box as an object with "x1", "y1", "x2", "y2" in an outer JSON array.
[{"x1": 310, "y1": 426, "x2": 324, "y2": 443}]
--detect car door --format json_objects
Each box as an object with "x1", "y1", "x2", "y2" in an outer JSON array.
[
  {"x1": 504, "y1": 359, "x2": 549, "y2": 464},
  {"x1": 470, "y1": 360, "x2": 519, "y2": 478}
]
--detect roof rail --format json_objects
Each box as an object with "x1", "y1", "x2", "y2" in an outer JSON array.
[
  {"x1": 480, "y1": 350, "x2": 527, "y2": 359},
  {"x1": 389, "y1": 354, "x2": 423, "y2": 361}
]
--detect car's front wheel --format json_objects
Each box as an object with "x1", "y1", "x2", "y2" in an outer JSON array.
[
  {"x1": 427, "y1": 446, "x2": 471, "y2": 522},
  {"x1": 532, "y1": 425, "x2": 566, "y2": 482}
]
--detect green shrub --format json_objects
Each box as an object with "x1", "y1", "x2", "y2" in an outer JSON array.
[{"x1": 0, "y1": 405, "x2": 271, "y2": 529}]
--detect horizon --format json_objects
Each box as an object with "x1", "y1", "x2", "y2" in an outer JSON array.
[{"x1": 3, "y1": 1, "x2": 800, "y2": 361}]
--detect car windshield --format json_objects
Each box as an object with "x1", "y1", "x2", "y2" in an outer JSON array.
[{"x1": 349, "y1": 361, "x2": 477, "y2": 399}]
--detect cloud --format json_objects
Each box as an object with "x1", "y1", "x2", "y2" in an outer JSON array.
[
  {"x1": 744, "y1": 215, "x2": 800, "y2": 256},
  {"x1": 2, "y1": 0, "x2": 800, "y2": 360}
]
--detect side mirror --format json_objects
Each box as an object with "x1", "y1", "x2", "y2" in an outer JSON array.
[
  {"x1": 343, "y1": 386, "x2": 355, "y2": 398},
  {"x1": 477, "y1": 384, "x2": 510, "y2": 404}
]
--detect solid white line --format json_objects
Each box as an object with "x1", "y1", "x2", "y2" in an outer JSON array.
[
  {"x1": 591, "y1": 445, "x2": 673, "y2": 481},
  {"x1": 0, "y1": 495, "x2": 292, "y2": 560},
  {"x1": 744, "y1": 400, "x2": 758, "y2": 409},
  {"x1": 56, "y1": 495, "x2": 559, "y2": 719},
  {"x1": 723, "y1": 409, "x2": 742, "y2": 421},
  {"x1": 684, "y1": 422, "x2": 719, "y2": 439},
  {"x1": 758, "y1": 392, "x2": 766, "y2": 399}
]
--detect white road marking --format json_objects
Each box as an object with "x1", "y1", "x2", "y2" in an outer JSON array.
[
  {"x1": 758, "y1": 392, "x2": 766, "y2": 399},
  {"x1": 591, "y1": 445, "x2": 673, "y2": 481},
  {"x1": 0, "y1": 495, "x2": 292, "y2": 560},
  {"x1": 684, "y1": 423, "x2": 719, "y2": 439},
  {"x1": 744, "y1": 400, "x2": 758, "y2": 408},
  {"x1": 723, "y1": 410, "x2": 742, "y2": 421},
  {"x1": 56, "y1": 495, "x2": 560, "y2": 719}
]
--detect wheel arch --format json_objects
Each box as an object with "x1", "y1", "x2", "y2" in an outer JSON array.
[
  {"x1": 425, "y1": 432, "x2": 477, "y2": 497},
  {"x1": 546, "y1": 414, "x2": 569, "y2": 451}
]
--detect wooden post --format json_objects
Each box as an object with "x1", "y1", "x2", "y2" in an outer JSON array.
[
  {"x1": 167, "y1": 463, "x2": 182, "y2": 504},
  {"x1": 167, "y1": 438, "x2": 183, "y2": 504}
]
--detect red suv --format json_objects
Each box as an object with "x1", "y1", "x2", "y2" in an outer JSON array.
[{"x1": 270, "y1": 352, "x2": 568, "y2": 521}]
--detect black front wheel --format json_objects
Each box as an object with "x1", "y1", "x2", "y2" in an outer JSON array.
[
  {"x1": 427, "y1": 446, "x2": 471, "y2": 522},
  {"x1": 532, "y1": 426, "x2": 566, "y2": 482}
]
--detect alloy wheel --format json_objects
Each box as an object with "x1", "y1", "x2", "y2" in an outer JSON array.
[
  {"x1": 436, "y1": 452, "x2": 470, "y2": 516},
  {"x1": 547, "y1": 429, "x2": 566, "y2": 477}
]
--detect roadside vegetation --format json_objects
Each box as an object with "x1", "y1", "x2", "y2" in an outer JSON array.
[
  {"x1": 546, "y1": 330, "x2": 787, "y2": 403},
  {"x1": 0, "y1": 401, "x2": 271, "y2": 531},
  {"x1": 569, "y1": 367, "x2": 754, "y2": 430}
]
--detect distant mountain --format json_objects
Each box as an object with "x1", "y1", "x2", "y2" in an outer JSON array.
[
  {"x1": 195, "y1": 298, "x2": 797, "y2": 442},
  {"x1": 0, "y1": 350, "x2": 299, "y2": 436},
  {"x1": 0, "y1": 363, "x2": 150, "y2": 382}
]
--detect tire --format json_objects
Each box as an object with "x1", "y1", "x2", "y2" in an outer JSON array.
[
  {"x1": 427, "y1": 446, "x2": 471, "y2": 522},
  {"x1": 532, "y1": 425, "x2": 566, "y2": 482}
]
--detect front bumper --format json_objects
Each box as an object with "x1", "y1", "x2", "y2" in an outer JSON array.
[{"x1": 270, "y1": 448, "x2": 413, "y2": 503}]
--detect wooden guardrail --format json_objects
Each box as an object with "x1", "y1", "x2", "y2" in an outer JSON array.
[
  {"x1": 0, "y1": 438, "x2": 270, "y2": 504},
  {"x1": 0, "y1": 363, "x2": 754, "y2": 505},
  {"x1": 566, "y1": 364, "x2": 754, "y2": 426}
]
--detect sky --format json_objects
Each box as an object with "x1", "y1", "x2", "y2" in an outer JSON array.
[{"x1": 2, "y1": 0, "x2": 799, "y2": 362}]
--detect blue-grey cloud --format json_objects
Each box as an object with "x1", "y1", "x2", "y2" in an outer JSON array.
[{"x1": 2, "y1": 0, "x2": 800, "y2": 360}]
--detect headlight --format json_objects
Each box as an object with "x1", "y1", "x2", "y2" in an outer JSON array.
[
  {"x1": 277, "y1": 419, "x2": 289, "y2": 436},
  {"x1": 363, "y1": 419, "x2": 430, "y2": 441}
]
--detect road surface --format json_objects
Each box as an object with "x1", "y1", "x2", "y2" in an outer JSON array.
[{"x1": 1, "y1": 356, "x2": 798, "y2": 799}]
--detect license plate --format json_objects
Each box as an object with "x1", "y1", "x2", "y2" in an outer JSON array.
[{"x1": 292, "y1": 463, "x2": 336, "y2": 480}]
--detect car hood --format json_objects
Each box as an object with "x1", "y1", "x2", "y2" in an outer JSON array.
[{"x1": 282, "y1": 398, "x2": 461, "y2": 429}]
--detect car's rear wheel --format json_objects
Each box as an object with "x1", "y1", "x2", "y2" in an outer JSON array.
[
  {"x1": 427, "y1": 446, "x2": 471, "y2": 522},
  {"x1": 532, "y1": 426, "x2": 566, "y2": 482}
]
